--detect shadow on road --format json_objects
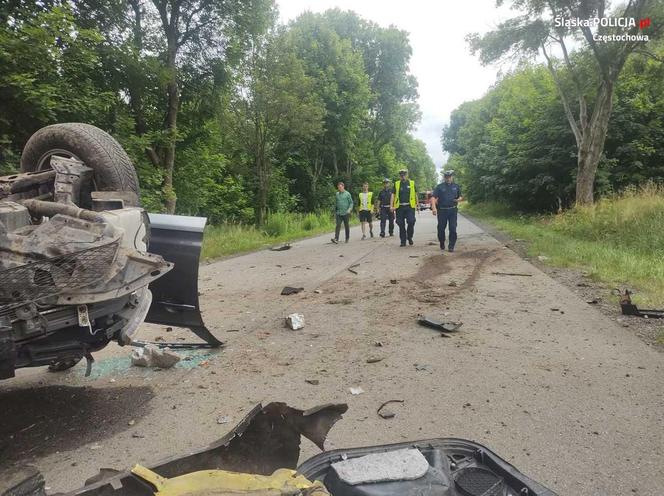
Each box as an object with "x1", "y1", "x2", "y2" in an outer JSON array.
[{"x1": 0, "y1": 385, "x2": 154, "y2": 462}]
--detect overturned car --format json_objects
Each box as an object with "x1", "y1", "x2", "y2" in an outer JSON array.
[{"x1": 0, "y1": 123, "x2": 220, "y2": 380}]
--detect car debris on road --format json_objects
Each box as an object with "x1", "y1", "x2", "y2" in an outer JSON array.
[
  {"x1": 281, "y1": 286, "x2": 304, "y2": 296},
  {"x1": 286, "y1": 313, "x2": 305, "y2": 330},
  {"x1": 377, "y1": 399, "x2": 404, "y2": 419},
  {"x1": 617, "y1": 288, "x2": 664, "y2": 319},
  {"x1": 6, "y1": 402, "x2": 557, "y2": 496},
  {"x1": 130, "y1": 345, "x2": 181, "y2": 369},
  {"x1": 417, "y1": 316, "x2": 463, "y2": 334}
]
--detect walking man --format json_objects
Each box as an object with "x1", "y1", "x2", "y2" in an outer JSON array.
[
  {"x1": 331, "y1": 181, "x2": 353, "y2": 244},
  {"x1": 377, "y1": 178, "x2": 394, "y2": 237},
  {"x1": 358, "y1": 182, "x2": 374, "y2": 239},
  {"x1": 431, "y1": 170, "x2": 463, "y2": 252},
  {"x1": 391, "y1": 169, "x2": 417, "y2": 247}
]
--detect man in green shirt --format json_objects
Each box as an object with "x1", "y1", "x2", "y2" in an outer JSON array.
[{"x1": 331, "y1": 181, "x2": 353, "y2": 244}]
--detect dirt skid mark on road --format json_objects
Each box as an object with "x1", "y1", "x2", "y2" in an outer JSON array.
[
  {"x1": 404, "y1": 249, "x2": 496, "y2": 305},
  {"x1": 0, "y1": 385, "x2": 154, "y2": 461}
]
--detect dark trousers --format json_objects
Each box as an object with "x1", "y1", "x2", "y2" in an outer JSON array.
[
  {"x1": 335, "y1": 214, "x2": 350, "y2": 241},
  {"x1": 437, "y1": 207, "x2": 458, "y2": 248},
  {"x1": 395, "y1": 206, "x2": 416, "y2": 244},
  {"x1": 379, "y1": 207, "x2": 394, "y2": 235}
]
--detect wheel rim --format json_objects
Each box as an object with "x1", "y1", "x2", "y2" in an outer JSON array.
[
  {"x1": 36, "y1": 149, "x2": 81, "y2": 171},
  {"x1": 35, "y1": 148, "x2": 99, "y2": 196}
]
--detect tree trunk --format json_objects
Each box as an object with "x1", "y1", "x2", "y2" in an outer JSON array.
[
  {"x1": 255, "y1": 155, "x2": 269, "y2": 225},
  {"x1": 575, "y1": 81, "x2": 614, "y2": 205},
  {"x1": 163, "y1": 39, "x2": 179, "y2": 214}
]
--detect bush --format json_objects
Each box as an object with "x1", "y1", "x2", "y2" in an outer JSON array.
[
  {"x1": 302, "y1": 213, "x2": 320, "y2": 231},
  {"x1": 263, "y1": 212, "x2": 292, "y2": 237},
  {"x1": 202, "y1": 211, "x2": 340, "y2": 260}
]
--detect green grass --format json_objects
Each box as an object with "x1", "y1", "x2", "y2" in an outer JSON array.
[
  {"x1": 463, "y1": 184, "x2": 664, "y2": 306},
  {"x1": 201, "y1": 211, "x2": 357, "y2": 260}
]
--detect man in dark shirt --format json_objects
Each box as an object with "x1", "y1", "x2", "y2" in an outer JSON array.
[
  {"x1": 431, "y1": 170, "x2": 463, "y2": 252},
  {"x1": 391, "y1": 169, "x2": 417, "y2": 247},
  {"x1": 376, "y1": 178, "x2": 394, "y2": 237}
]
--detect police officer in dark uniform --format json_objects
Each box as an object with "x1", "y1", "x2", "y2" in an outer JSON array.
[
  {"x1": 391, "y1": 169, "x2": 417, "y2": 247},
  {"x1": 376, "y1": 178, "x2": 394, "y2": 237},
  {"x1": 431, "y1": 170, "x2": 463, "y2": 252}
]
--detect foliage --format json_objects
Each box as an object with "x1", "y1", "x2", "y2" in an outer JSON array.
[
  {"x1": 443, "y1": 43, "x2": 664, "y2": 211},
  {"x1": 201, "y1": 211, "x2": 346, "y2": 259},
  {"x1": 0, "y1": 5, "x2": 116, "y2": 169},
  {"x1": 467, "y1": 0, "x2": 664, "y2": 204},
  {"x1": 0, "y1": 2, "x2": 437, "y2": 225}
]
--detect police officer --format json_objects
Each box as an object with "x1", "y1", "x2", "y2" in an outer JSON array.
[
  {"x1": 376, "y1": 178, "x2": 394, "y2": 237},
  {"x1": 431, "y1": 170, "x2": 463, "y2": 252},
  {"x1": 391, "y1": 169, "x2": 417, "y2": 247}
]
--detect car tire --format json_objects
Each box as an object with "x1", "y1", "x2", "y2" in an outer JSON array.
[{"x1": 20, "y1": 123, "x2": 140, "y2": 199}]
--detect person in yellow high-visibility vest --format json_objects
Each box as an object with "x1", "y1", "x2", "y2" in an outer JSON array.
[
  {"x1": 358, "y1": 182, "x2": 374, "y2": 239},
  {"x1": 390, "y1": 169, "x2": 417, "y2": 246}
]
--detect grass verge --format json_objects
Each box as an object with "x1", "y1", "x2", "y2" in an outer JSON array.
[
  {"x1": 462, "y1": 184, "x2": 664, "y2": 306},
  {"x1": 201, "y1": 211, "x2": 359, "y2": 260}
]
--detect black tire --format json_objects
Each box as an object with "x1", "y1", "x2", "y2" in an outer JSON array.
[{"x1": 20, "y1": 123, "x2": 140, "y2": 198}]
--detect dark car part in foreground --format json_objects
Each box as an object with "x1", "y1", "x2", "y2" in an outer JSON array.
[
  {"x1": 2, "y1": 403, "x2": 557, "y2": 496},
  {"x1": 0, "y1": 123, "x2": 219, "y2": 380}
]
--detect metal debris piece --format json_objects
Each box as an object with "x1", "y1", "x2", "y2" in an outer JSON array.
[
  {"x1": 217, "y1": 416, "x2": 231, "y2": 424},
  {"x1": 281, "y1": 286, "x2": 304, "y2": 296},
  {"x1": 617, "y1": 289, "x2": 664, "y2": 319},
  {"x1": 130, "y1": 345, "x2": 181, "y2": 369},
  {"x1": 286, "y1": 313, "x2": 305, "y2": 330},
  {"x1": 491, "y1": 272, "x2": 533, "y2": 277},
  {"x1": 270, "y1": 244, "x2": 291, "y2": 251},
  {"x1": 305, "y1": 379, "x2": 319, "y2": 385},
  {"x1": 132, "y1": 340, "x2": 220, "y2": 350},
  {"x1": 414, "y1": 364, "x2": 431, "y2": 372},
  {"x1": 72, "y1": 402, "x2": 347, "y2": 492},
  {"x1": 348, "y1": 268, "x2": 358, "y2": 275},
  {"x1": 377, "y1": 399, "x2": 404, "y2": 419},
  {"x1": 366, "y1": 357, "x2": 384, "y2": 364},
  {"x1": 417, "y1": 316, "x2": 463, "y2": 333},
  {"x1": 349, "y1": 387, "x2": 364, "y2": 395}
]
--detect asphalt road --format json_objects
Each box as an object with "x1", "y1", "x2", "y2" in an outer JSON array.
[{"x1": 1, "y1": 213, "x2": 663, "y2": 495}]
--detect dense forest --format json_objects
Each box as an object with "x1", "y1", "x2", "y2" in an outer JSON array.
[
  {"x1": 442, "y1": 45, "x2": 664, "y2": 212},
  {"x1": 0, "y1": 1, "x2": 437, "y2": 224},
  {"x1": 445, "y1": 0, "x2": 663, "y2": 212}
]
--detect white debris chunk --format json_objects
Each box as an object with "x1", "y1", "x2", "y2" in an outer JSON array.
[
  {"x1": 285, "y1": 313, "x2": 305, "y2": 330},
  {"x1": 131, "y1": 344, "x2": 181, "y2": 369}
]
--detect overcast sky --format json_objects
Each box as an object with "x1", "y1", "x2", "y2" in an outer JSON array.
[{"x1": 278, "y1": 0, "x2": 512, "y2": 170}]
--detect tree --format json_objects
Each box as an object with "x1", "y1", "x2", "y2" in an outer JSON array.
[
  {"x1": 0, "y1": 4, "x2": 115, "y2": 170},
  {"x1": 468, "y1": 0, "x2": 663, "y2": 204},
  {"x1": 229, "y1": 30, "x2": 324, "y2": 224},
  {"x1": 442, "y1": 65, "x2": 577, "y2": 211},
  {"x1": 287, "y1": 13, "x2": 371, "y2": 202}
]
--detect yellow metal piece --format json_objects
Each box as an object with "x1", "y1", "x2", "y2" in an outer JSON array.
[{"x1": 130, "y1": 465, "x2": 330, "y2": 496}]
